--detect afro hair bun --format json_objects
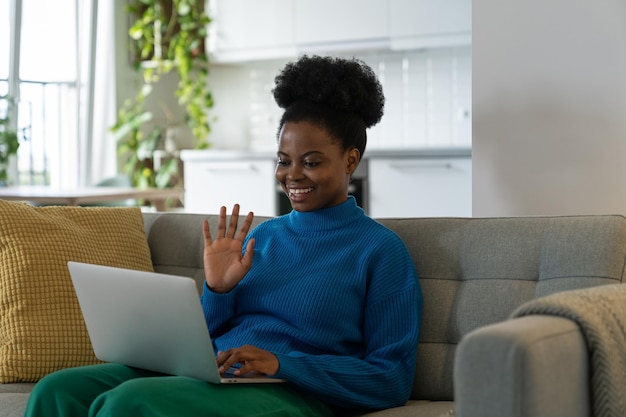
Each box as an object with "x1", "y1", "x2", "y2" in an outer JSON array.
[{"x1": 272, "y1": 55, "x2": 385, "y2": 129}]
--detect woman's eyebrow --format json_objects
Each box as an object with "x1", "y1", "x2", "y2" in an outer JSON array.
[{"x1": 277, "y1": 150, "x2": 324, "y2": 158}]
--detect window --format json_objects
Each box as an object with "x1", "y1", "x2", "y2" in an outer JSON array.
[
  {"x1": 2, "y1": 0, "x2": 113, "y2": 187},
  {"x1": 0, "y1": 1, "x2": 9, "y2": 94}
]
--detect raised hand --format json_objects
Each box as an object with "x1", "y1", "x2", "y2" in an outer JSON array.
[{"x1": 203, "y1": 204, "x2": 255, "y2": 293}]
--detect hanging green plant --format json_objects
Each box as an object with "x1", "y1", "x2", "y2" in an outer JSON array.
[
  {"x1": 0, "y1": 95, "x2": 20, "y2": 186},
  {"x1": 111, "y1": 0, "x2": 213, "y2": 190}
]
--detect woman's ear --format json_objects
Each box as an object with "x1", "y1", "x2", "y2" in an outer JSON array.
[{"x1": 346, "y1": 147, "x2": 360, "y2": 174}]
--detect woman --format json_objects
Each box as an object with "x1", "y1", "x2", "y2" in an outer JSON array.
[{"x1": 24, "y1": 55, "x2": 423, "y2": 417}]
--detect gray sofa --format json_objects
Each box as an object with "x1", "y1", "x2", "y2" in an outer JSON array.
[{"x1": 2, "y1": 212, "x2": 626, "y2": 417}]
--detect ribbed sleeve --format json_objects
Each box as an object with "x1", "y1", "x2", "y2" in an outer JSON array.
[{"x1": 200, "y1": 197, "x2": 422, "y2": 410}]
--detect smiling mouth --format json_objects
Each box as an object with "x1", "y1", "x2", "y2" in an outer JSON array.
[{"x1": 289, "y1": 187, "x2": 314, "y2": 195}]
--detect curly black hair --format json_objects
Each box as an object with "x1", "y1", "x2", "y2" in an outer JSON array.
[{"x1": 272, "y1": 55, "x2": 385, "y2": 159}]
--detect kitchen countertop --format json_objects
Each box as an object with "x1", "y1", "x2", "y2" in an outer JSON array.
[{"x1": 180, "y1": 147, "x2": 471, "y2": 161}]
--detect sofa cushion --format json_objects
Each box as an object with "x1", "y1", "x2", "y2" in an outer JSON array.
[
  {"x1": 0, "y1": 201, "x2": 153, "y2": 383},
  {"x1": 0, "y1": 393, "x2": 30, "y2": 417}
]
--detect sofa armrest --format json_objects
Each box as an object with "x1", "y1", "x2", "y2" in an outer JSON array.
[{"x1": 454, "y1": 315, "x2": 590, "y2": 417}]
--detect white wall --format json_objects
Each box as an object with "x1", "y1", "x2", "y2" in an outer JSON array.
[
  {"x1": 473, "y1": 0, "x2": 626, "y2": 216},
  {"x1": 208, "y1": 61, "x2": 279, "y2": 151}
]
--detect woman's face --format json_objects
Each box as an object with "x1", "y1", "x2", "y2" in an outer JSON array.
[{"x1": 276, "y1": 121, "x2": 359, "y2": 212}]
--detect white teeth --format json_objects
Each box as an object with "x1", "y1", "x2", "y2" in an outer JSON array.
[{"x1": 289, "y1": 188, "x2": 313, "y2": 194}]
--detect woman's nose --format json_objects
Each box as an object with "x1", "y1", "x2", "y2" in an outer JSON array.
[{"x1": 285, "y1": 163, "x2": 303, "y2": 180}]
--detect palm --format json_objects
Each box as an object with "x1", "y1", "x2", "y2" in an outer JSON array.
[
  {"x1": 203, "y1": 205, "x2": 255, "y2": 293},
  {"x1": 204, "y1": 238, "x2": 248, "y2": 290}
]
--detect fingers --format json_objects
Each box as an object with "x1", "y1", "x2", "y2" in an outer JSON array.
[
  {"x1": 226, "y1": 204, "x2": 240, "y2": 238},
  {"x1": 216, "y1": 205, "x2": 227, "y2": 238},
  {"x1": 241, "y1": 238, "x2": 255, "y2": 270},
  {"x1": 202, "y1": 219, "x2": 212, "y2": 245},
  {"x1": 211, "y1": 204, "x2": 253, "y2": 241},
  {"x1": 216, "y1": 346, "x2": 279, "y2": 377},
  {"x1": 216, "y1": 348, "x2": 243, "y2": 374},
  {"x1": 236, "y1": 211, "x2": 255, "y2": 241}
]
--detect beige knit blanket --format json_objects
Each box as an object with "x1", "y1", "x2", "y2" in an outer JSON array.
[{"x1": 511, "y1": 284, "x2": 626, "y2": 417}]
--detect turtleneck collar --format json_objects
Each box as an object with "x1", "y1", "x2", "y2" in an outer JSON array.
[{"x1": 286, "y1": 196, "x2": 365, "y2": 233}]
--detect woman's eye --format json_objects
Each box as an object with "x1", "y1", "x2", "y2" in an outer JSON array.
[
  {"x1": 277, "y1": 159, "x2": 289, "y2": 167},
  {"x1": 304, "y1": 161, "x2": 319, "y2": 168}
]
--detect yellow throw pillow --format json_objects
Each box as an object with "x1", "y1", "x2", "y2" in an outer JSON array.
[{"x1": 0, "y1": 200, "x2": 154, "y2": 383}]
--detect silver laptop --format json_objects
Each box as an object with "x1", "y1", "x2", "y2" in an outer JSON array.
[{"x1": 67, "y1": 261, "x2": 285, "y2": 384}]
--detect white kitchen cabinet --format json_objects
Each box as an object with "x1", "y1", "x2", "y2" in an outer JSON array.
[
  {"x1": 368, "y1": 157, "x2": 471, "y2": 217},
  {"x1": 208, "y1": 0, "x2": 296, "y2": 62},
  {"x1": 294, "y1": 0, "x2": 388, "y2": 48},
  {"x1": 209, "y1": 0, "x2": 471, "y2": 62},
  {"x1": 182, "y1": 151, "x2": 471, "y2": 218},
  {"x1": 389, "y1": 0, "x2": 471, "y2": 49},
  {"x1": 183, "y1": 157, "x2": 278, "y2": 216}
]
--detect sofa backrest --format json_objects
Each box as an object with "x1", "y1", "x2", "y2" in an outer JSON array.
[
  {"x1": 143, "y1": 212, "x2": 220, "y2": 292},
  {"x1": 143, "y1": 213, "x2": 626, "y2": 402},
  {"x1": 377, "y1": 215, "x2": 626, "y2": 401}
]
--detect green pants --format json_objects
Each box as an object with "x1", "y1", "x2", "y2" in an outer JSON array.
[{"x1": 23, "y1": 363, "x2": 334, "y2": 417}]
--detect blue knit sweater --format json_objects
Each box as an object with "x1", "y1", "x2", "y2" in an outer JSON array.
[{"x1": 200, "y1": 197, "x2": 422, "y2": 410}]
